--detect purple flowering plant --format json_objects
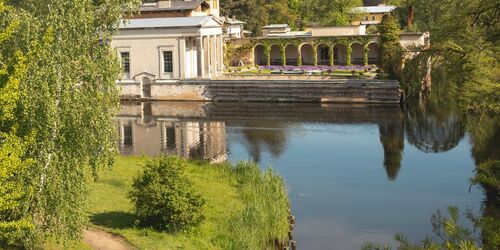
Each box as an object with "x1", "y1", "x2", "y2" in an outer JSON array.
[{"x1": 259, "y1": 65, "x2": 375, "y2": 71}]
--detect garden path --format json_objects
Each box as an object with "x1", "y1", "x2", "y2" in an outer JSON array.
[{"x1": 83, "y1": 229, "x2": 133, "y2": 250}]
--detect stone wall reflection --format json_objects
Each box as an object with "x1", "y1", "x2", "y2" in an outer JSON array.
[{"x1": 117, "y1": 103, "x2": 227, "y2": 163}]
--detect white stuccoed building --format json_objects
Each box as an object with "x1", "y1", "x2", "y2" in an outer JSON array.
[{"x1": 113, "y1": 0, "x2": 224, "y2": 98}]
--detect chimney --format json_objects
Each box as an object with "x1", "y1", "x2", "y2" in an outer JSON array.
[
  {"x1": 232, "y1": 15, "x2": 236, "y2": 21},
  {"x1": 158, "y1": 0, "x2": 171, "y2": 8},
  {"x1": 407, "y1": 6, "x2": 414, "y2": 28}
]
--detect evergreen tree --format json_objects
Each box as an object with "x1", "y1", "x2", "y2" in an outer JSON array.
[{"x1": 379, "y1": 14, "x2": 402, "y2": 79}]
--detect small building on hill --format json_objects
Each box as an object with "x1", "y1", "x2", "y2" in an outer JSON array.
[
  {"x1": 220, "y1": 16, "x2": 246, "y2": 38},
  {"x1": 351, "y1": 5, "x2": 397, "y2": 25}
]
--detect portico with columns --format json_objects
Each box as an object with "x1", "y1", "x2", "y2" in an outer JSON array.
[{"x1": 112, "y1": 0, "x2": 225, "y2": 98}]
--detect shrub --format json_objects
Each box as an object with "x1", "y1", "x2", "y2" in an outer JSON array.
[
  {"x1": 128, "y1": 157, "x2": 205, "y2": 232},
  {"x1": 366, "y1": 25, "x2": 379, "y2": 34}
]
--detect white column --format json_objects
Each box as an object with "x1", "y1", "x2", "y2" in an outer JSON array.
[
  {"x1": 218, "y1": 35, "x2": 224, "y2": 72},
  {"x1": 196, "y1": 36, "x2": 204, "y2": 78},
  {"x1": 178, "y1": 38, "x2": 186, "y2": 79},
  {"x1": 202, "y1": 36, "x2": 210, "y2": 78},
  {"x1": 213, "y1": 35, "x2": 218, "y2": 76},
  {"x1": 211, "y1": 35, "x2": 217, "y2": 77},
  {"x1": 184, "y1": 38, "x2": 191, "y2": 79},
  {"x1": 191, "y1": 39, "x2": 197, "y2": 78}
]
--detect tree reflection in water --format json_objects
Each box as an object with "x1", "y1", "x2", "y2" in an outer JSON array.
[
  {"x1": 379, "y1": 122, "x2": 405, "y2": 180},
  {"x1": 405, "y1": 99, "x2": 465, "y2": 153},
  {"x1": 238, "y1": 121, "x2": 290, "y2": 163},
  {"x1": 468, "y1": 115, "x2": 500, "y2": 227}
]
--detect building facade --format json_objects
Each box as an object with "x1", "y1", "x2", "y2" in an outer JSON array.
[
  {"x1": 231, "y1": 29, "x2": 430, "y2": 67},
  {"x1": 112, "y1": 0, "x2": 224, "y2": 98},
  {"x1": 351, "y1": 5, "x2": 397, "y2": 25},
  {"x1": 221, "y1": 16, "x2": 246, "y2": 39}
]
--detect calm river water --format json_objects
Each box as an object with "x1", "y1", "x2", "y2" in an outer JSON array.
[{"x1": 117, "y1": 101, "x2": 498, "y2": 249}]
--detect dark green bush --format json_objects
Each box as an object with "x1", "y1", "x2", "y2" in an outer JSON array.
[{"x1": 128, "y1": 157, "x2": 205, "y2": 232}]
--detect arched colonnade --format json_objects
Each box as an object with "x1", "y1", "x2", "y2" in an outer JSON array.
[{"x1": 253, "y1": 40, "x2": 380, "y2": 66}]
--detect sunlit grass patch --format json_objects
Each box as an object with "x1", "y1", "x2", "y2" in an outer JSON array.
[{"x1": 87, "y1": 157, "x2": 290, "y2": 249}]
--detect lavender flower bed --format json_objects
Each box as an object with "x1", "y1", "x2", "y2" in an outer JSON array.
[{"x1": 259, "y1": 65, "x2": 376, "y2": 71}]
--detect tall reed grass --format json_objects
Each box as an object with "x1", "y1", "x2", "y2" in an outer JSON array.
[{"x1": 217, "y1": 161, "x2": 290, "y2": 249}]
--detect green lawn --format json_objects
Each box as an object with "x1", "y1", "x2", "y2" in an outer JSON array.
[{"x1": 86, "y1": 157, "x2": 289, "y2": 250}]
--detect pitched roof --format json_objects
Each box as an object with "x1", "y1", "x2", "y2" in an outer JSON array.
[
  {"x1": 352, "y1": 5, "x2": 396, "y2": 14},
  {"x1": 263, "y1": 24, "x2": 289, "y2": 29},
  {"x1": 120, "y1": 16, "x2": 221, "y2": 29},
  {"x1": 362, "y1": 0, "x2": 385, "y2": 6},
  {"x1": 266, "y1": 31, "x2": 312, "y2": 37},
  {"x1": 139, "y1": 0, "x2": 207, "y2": 12},
  {"x1": 220, "y1": 16, "x2": 246, "y2": 25}
]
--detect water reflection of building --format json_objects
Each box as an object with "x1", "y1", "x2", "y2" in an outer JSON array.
[
  {"x1": 117, "y1": 101, "x2": 471, "y2": 181},
  {"x1": 117, "y1": 103, "x2": 227, "y2": 162}
]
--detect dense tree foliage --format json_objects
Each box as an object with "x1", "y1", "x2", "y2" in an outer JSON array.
[
  {"x1": 220, "y1": 0, "x2": 363, "y2": 35},
  {"x1": 302, "y1": 0, "x2": 363, "y2": 26},
  {"x1": 393, "y1": 0, "x2": 499, "y2": 113},
  {"x1": 0, "y1": 0, "x2": 139, "y2": 248}
]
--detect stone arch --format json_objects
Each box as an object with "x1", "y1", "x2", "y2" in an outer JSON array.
[
  {"x1": 269, "y1": 44, "x2": 282, "y2": 65},
  {"x1": 253, "y1": 44, "x2": 267, "y2": 66},
  {"x1": 300, "y1": 43, "x2": 314, "y2": 65},
  {"x1": 334, "y1": 44, "x2": 348, "y2": 65},
  {"x1": 366, "y1": 42, "x2": 380, "y2": 65},
  {"x1": 285, "y1": 44, "x2": 299, "y2": 66},
  {"x1": 350, "y1": 42, "x2": 364, "y2": 65},
  {"x1": 316, "y1": 43, "x2": 331, "y2": 66}
]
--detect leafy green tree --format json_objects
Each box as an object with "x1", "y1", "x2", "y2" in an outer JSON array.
[
  {"x1": 301, "y1": 0, "x2": 363, "y2": 26},
  {"x1": 221, "y1": 0, "x2": 269, "y2": 36},
  {"x1": 0, "y1": 1, "x2": 36, "y2": 247},
  {"x1": 128, "y1": 157, "x2": 205, "y2": 232},
  {"x1": 395, "y1": 0, "x2": 499, "y2": 113},
  {"x1": 221, "y1": 0, "x2": 364, "y2": 35},
  {"x1": 0, "y1": 0, "x2": 140, "y2": 247},
  {"x1": 266, "y1": 0, "x2": 301, "y2": 30},
  {"x1": 379, "y1": 14, "x2": 402, "y2": 79}
]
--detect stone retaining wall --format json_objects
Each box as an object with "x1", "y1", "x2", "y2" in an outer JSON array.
[{"x1": 119, "y1": 79, "x2": 402, "y2": 104}]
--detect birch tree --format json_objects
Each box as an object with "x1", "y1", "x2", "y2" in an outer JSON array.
[{"x1": 0, "y1": 0, "x2": 139, "y2": 247}]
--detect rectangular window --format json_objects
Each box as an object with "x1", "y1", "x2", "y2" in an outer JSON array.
[
  {"x1": 120, "y1": 52, "x2": 130, "y2": 74},
  {"x1": 163, "y1": 51, "x2": 173, "y2": 73},
  {"x1": 372, "y1": 16, "x2": 375, "y2": 21}
]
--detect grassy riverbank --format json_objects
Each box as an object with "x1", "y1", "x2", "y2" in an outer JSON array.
[{"x1": 86, "y1": 157, "x2": 290, "y2": 249}]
